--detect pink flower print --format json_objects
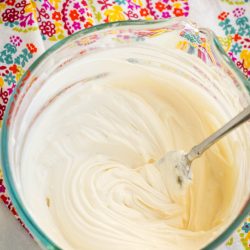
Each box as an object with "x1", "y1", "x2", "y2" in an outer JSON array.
[
  {"x1": 162, "y1": 11, "x2": 170, "y2": 18},
  {"x1": 233, "y1": 8, "x2": 245, "y2": 18},
  {"x1": 72, "y1": 21, "x2": 81, "y2": 30},
  {"x1": 42, "y1": 0, "x2": 55, "y2": 11},
  {"x1": 36, "y1": 8, "x2": 50, "y2": 22},
  {"x1": 73, "y1": 2, "x2": 80, "y2": 9},
  {"x1": 98, "y1": 0, "x2": 112, "y2": 11},
  {"x1": 125, "y1": 10, "x2": 138, "y2": 19},
  {"x1": 2, "y1": 8, "x2": 19, "y2": 22},
  {"x1": 15, "y1": 1, "x2": 29, "y2": 15},
  {"x1": 20, "y1": 13, "x2": 35, "y2": 27},
  {"x1": 0, "y1": 104, "x2": 6, "y2": 120},
  {"x1": 10, "y1": 35, "x2": 22, "y2": 46},
  {"x1": 39, "y1": 21, "x2": 56, "y2": 37},
  {"x1": 79, "y1": 8, "x2": 85, "y2": 15}
]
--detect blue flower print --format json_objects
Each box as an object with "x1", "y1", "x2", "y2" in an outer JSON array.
[
  {"x1": 242, "y1": 222, "x2": 250, "y2": 233},
  {"x1": 230, "y1": 43, "x2": 242, "y2": 55},
  {"x1": 114, "y1": 0, "x2": 126, "y2": 4},
  {"x1": 4, "y1": 73, "x2": 15, "y2": 86}
]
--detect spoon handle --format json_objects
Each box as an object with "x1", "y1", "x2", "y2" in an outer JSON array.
[{"x1": 187, "y1": 105, "x2": 250, "y2": 163}]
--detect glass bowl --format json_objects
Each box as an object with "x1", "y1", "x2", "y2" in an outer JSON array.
[{"x1": 1, "y1": 18, "x2": 250, "y2": 250}]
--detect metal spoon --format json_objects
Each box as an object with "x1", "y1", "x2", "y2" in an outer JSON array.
[{"x1": 158, "y1": 105, "x2": 250, "y2": 190}]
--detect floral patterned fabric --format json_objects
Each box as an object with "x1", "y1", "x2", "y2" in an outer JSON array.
[
  {"x1": 218, "y1": 6, "x2": 250, "y2": 80},
  {"x1": 0, "y1": 0, "x2": 250, "y2": 249}
]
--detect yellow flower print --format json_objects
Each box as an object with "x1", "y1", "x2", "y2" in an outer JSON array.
[
  {"x1": 49, "y1": 0, "x2": 62, "y2": 10},
  {"x1": 16, "y1": 66, "x2": 25, "y2": 82},
  {"x1": 240, "y1": 50, "x2": 250, "y2": 69},
  {"x1": 221, "y1": 0, "x2": 245, "y2": 5},
  {"x1": 246, "y1": 231, "x2": 250, "y2": 241},
  {"x1": 145, "y1": 16, "x2": 154, "y2": 21},
  {"x1": 218, "y1": 36, "x2": 232, "y2": 52},
  {"x1": 25, "y1": 1, "x2": 36, "y2": 13},
  {"x1": 173, "y1": 3, "x2": 182, "y2": 8},
  {"x1": 49, "y1": 21, "x2": 65, "y2": 41},
  {"x1": 201, "y1": 42, "x2": 215, "y2": 63},
  {"x1": 25, "y1": 1, "x2": 37, "y2": 21},
  {"x1": 87, "y1": 17, "x2": 94, "y2": 25},
  {"x1": 226, "y1": 237, "x2": 234, "y2": 246},
  {"x1": 0, "y1": 3, "x2": 6, "y2": 12},
  {"x1": 0, "y1": 77, "x2": 4, "y2": 88},
  {"x1": 132, "y1": 0, "x2": 143, "y2": 7},
  {"x1": 104, "y1": 6, "x2": 125, "y2": 22},
  {"x1": 176, "y1": 40, "x2": 189, "y2": 50},
  {"x1": 54, "y1": 21, "x2": 63, "y2": 33}
]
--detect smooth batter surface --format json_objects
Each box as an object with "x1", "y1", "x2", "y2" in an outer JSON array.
[{"x1": 20, "y1": 60, "x2": 239, "y2": 250}]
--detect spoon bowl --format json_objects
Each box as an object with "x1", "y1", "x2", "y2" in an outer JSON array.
[{"x1": 159, "y1": 105, "x2": 250, "y2": 190}]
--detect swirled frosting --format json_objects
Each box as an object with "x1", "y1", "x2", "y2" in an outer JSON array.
[{"x1": 20, "y1": 59, "x2": 240, "y2": 250}]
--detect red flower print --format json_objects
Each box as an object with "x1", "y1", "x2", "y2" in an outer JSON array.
[
  {"x1": 173, "y1": 8, "x2": 184, "y2": 17},
  {"x1": 2, "y1": 8, "x2": 19, "y2": 22},
  {"x1": 81, "y1": 0, "x2": 87, "y2": 5},
  {"x1": 84, "y1": 22, "x2": 92, "y2": 29},
  {"x1": 52, "y1": 11, "x2": 61, "y2": 21},
  {"x1": 39, "y1": 21, "x2": 56, "y2": 37},
  {"x1": 1, "y1": 194, "x2": 10, "y2": 205},
  {"x1": 87, "y1": 12, "x2": 92, "y2": 17},
  {"x1": 233, "y1": 34, "x2": 241, "y2": 42},
  {"x1": 80, "y1": 16, "x2": 86, "y2": 22},
  {"x1": 9, "y1": 64, "x2": 19, "y2": 74},
  {"x1": 11, "y1": 207, "x2": 17, "y2": 216},
  {"x1": 155, "y1": 2, "x2": 166, "y2": 12},
  {"x1": 140, "y1": 8, "x2": 149, "y2": 17},
  {"x1": 69, "y1": 10, "x2": 79, "y2": 21},
  {"x1": 218, "y1": 11, "x2": 229, "y2": 21},
  {"x1": 26, "y1": 43, "x2": 37, "y2": 53},
  {"x1": 6, "y1": 0, "x2": 15, "y2": 6},
  {"x1": 166, "y1": 5, "x2": 172, "y2": 10},
  {"x1": 0, "y1": 179, "x2": 6, "y2": 193}
]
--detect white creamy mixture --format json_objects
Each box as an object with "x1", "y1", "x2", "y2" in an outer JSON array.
[{"x1": 20, "y1": 56, "x2": 244, "y2": 250}]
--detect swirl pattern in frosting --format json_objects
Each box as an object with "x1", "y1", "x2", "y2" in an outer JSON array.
[{"x1": 19, "y1": 62, "x2": 240, "y2": 250}]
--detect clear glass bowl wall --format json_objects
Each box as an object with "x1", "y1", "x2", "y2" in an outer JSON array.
[{"x1": 1, "y1": 18, "x2": 250, "y2": 250}]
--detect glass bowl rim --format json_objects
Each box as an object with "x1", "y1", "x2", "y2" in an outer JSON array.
[{"x1": 1, "y1": 17, "x2": 250, "y2": 250}]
